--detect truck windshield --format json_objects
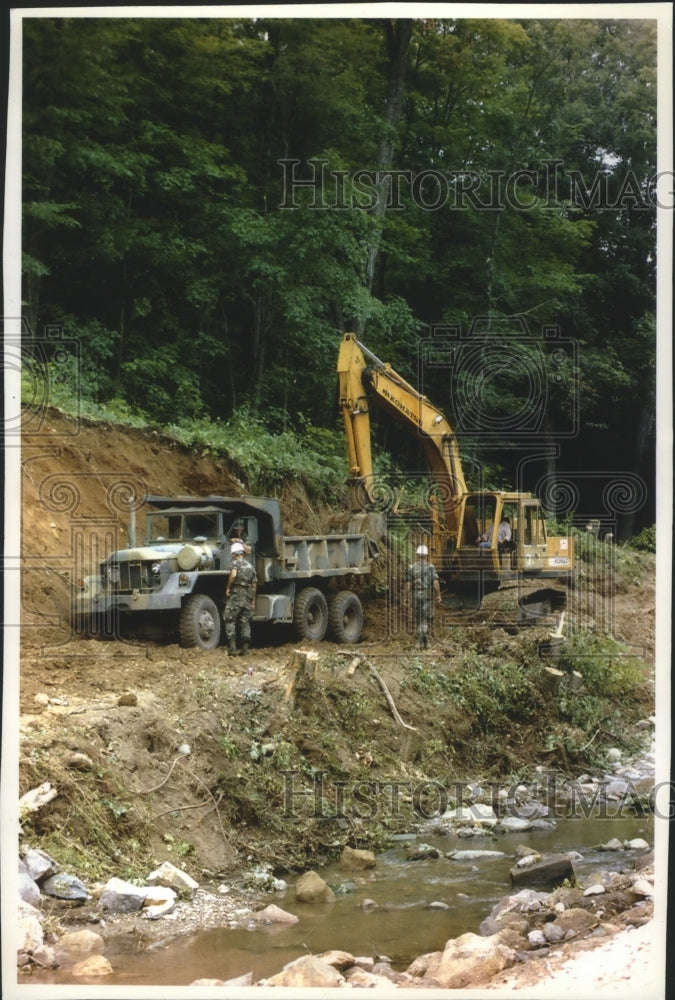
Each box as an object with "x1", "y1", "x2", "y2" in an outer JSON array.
[
  {"x1": 147, "y1": 514, "x2": 183, "y2": 542},
  {"x1": 146, "y1": 512, "x2": 221, "y2": 542},
  {"x1": 185, "y1": 513, "x2": 219, "y2": 539}
]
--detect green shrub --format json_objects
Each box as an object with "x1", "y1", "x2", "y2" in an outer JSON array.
[
  {"x1": 558, "y1": 632, "x2": 645, "y2": 696},
  {"x1": 631, "y1": 524, "x2": 656, "y2": 552}
]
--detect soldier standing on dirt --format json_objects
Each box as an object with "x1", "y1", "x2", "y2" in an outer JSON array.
[
  {"x1": 404, "y1": 544, "x2": 441, "y2": 650},
  {"x1": 224, "y1": 541, "x2": 257, "y2": 656}
]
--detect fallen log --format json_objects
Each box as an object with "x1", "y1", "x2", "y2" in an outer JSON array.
[{"x1": 347, "y1": 657, "x2": 417, "y2": 732}]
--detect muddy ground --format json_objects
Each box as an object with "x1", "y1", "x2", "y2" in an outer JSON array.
[{"x1": 13, "y1": 407, "x2": 660, "y2": 988}]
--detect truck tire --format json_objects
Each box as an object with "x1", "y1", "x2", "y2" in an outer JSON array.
[
  {"x1": 179, "y1": 593, "x2": 221, "y2": 650},
  {"x1": 328, "y1": 590, "x2": 363, "y2": 644},
  {"x1": 293, "y1": 587, "x2": 328, "y2": 642}
]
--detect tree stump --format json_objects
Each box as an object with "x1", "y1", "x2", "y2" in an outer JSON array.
[
  {"x1": 536, "y1": 666, "x2": 565, "y2": 697},
  {"x1": 569, "y1": 670, "x2": 584, "y2": 691},
  {"x1": 284, "y1": 650, "x2": 319, "y2": 707}
]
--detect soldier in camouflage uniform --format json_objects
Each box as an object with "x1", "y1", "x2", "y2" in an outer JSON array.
[
  {"x1": 405, "y1": 544, "x2": 441, "y2": 649},
  {"x1": 224, "y1": 541, "x2": 257, "y2": 656}
]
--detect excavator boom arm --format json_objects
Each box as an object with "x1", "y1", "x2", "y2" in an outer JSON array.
[{"x1": 337, "y1": 333, "x2": 467, "y2": 513}]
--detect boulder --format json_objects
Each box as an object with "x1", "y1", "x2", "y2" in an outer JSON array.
[
  {"x1": 295, "y1": 870, "x2": 335, "y2": 903},
  {"x1": 406, "y1": 951, "x2": 442, "y2": 979},
  {"x1": 341, "y1": 845, "x2": 376, "y2": 870},
  {"x1": 118, "y1": 691, "x2": 138, "y2": 706},
  {"x1": 23, "y1": 847, "x2": 59, "y2": 882},
  {"x1": 317, "y1": 949, "x2": 355, "y2": 969},
  {"x1": 543, "y1": 921, "x2": 565, "y2": 942},
  {"x1": 499, "y1": 816, "x2": 533, "y2": 832},
  {"x1": 480, "y1": 887, "x2": 549, "y2": 936},
  {"x1": 142, "y1": 885, "x2": 177, "y2": 919},
  {"x1": 598, "y1": 837, "x2": 625, "y2": 851},
  {"x1": 71, "y1": 954, "x2": 113, "y2": 977},
  {"x1": 441, "y1": 803, "x2": 498, "y2": 827},
  {"x1": 55, "y1": 930, "x2": 104, "y2": 958},
  {"x1": 147, "y1": 860, "x2": 199, "y2": 899},
  {"x1": 351, "y1": 955, "x2": 375, "y2": 971},
  {"x1": 19, "y1": 870, "x2": 41, "y2": 907},
  {"x1": 98, "y1": 876, "x2": 146, "y2": 913},
  {"x1": 18, "y1": 914, "x2": 44, "y2": 953},
  {"x1": 66, "y1": 752, "x2": 94, "y2": 771},
  {"x1": 551, "y1": 906, "x2": 598, "y2": 938},
  {"x1": 430, "y1": 931, "x2": 514, "y2": 987},
  {"x1": 514, "y1": 853, "x2": 543, "y2": 868},
  {"x1": 190, "y1": 973, "x2": 253, "y2": 987},
  {"x1": 625, "y1": 838, "x2": 651, "y2": 852},
  {"x1": 253, "y1": 903, "x2": 299, "y2": 925},
  {"x1": 41, "y1": 872, "x2": 88, "y2": 901},
  {"x1": 603, "y1": 780, "x2": 630, "y2": 801},
  {"x1": 631, "y1": 877, "x2": 654, "y2": 897},
  {"x1": 372, "y1": 960, "x2": 398, "y2": 981},
  {"x1": 19, "y1": 782, "x2": 57, "y2": 821},
  {"x1": 222, "y1": 972, "x2": 253, "y2": 987},
  {"x1": 267, "y1": 954, "x2": 344, "y2": 988},
  {"x1": 509, "y1": 853, "x2": 575, "y2": 888},
  {"x1": 344, "y1": 967, "x2": 395, "y2": 987},
  {"x1": 406, "y1": 843, "x2": 442, "y2": 860},
  {"x1": 31, "y1": 944, "x2": 57, "y2": 968}
]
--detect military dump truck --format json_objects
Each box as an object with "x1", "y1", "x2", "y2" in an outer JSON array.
[{"x1": 72, "y1": 494, "x2": 376, "y2": 649}]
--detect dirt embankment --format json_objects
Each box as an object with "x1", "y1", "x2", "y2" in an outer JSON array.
[{"x1": 13, "y1": 407, "x2": 659, "y2": 989}]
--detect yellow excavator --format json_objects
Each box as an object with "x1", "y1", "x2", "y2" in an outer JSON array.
[{"x1": 337, "y1": 332, "x2": 574, "y2": 609}]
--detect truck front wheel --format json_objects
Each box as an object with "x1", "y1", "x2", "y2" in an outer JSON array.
[
  {"x1": 293, "y1": 587, "x2": 328, "y2": 642},
  {"x1": 179, "y1": 594, "x2": 221, "y2": 650},
  {"x1": 328, "y1": 591, "x2": 363, "y2": 644}
]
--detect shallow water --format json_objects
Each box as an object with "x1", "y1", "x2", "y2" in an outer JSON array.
[{"x1": 30, "y1": 810, "x2": 652, "y2": 987}]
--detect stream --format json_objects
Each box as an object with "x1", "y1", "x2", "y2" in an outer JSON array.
[{"x1": 32, "y1": 809, "x2": 653, "y2": 988}]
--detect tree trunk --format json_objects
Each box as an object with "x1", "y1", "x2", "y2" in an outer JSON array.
[
  {"x1": 357, "y1": 20, "x2": 413, "y2": 332},
  {"x1": 251, "y1": 286, "x2": 272, "y2": 408}
]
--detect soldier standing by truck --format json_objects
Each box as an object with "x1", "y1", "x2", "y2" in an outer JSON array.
[
  {"x1": 405, "y1": 545, "x2": 441, "y2": 650},
  {"x1": 224, "y1": 541, "x2": 257, "y2": 656}
]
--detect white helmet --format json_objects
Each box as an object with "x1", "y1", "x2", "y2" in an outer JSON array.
[
  {"x1": 231, "y1": 541, "x2": 245, "y2": 554},
  {"x1": 416, "y1": 545, "x2": 429, "y2": 556}
]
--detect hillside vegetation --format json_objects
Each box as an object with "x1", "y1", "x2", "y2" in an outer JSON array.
[{"x1": 21, "y1": 16, "x2": 657, "y2": 536}]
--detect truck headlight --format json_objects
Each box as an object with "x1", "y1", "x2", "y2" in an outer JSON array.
[{"x1": 151, "y1": 562, "x2": 162, "y2": 575}]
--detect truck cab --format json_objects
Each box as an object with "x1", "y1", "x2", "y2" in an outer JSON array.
[{"x1": 72, "y1": 494, "x2": 374, "y2": 649}]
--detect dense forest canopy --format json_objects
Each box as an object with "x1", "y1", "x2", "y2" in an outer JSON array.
[{"x1": 21, "y1": 15, "x2": 658, "y2": 532}]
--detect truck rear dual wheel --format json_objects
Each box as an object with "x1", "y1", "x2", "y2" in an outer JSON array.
[
  {"x1": 293, "y1": 587, "x2": 364, "y2": 643},
  {"x1": 293, "y1": 587, "x2": 329, "y2": 641},
  {"x1": 328, "y1": 590, "x2": 363, "y2": 644},
  {"x1": 179, "y1": 593, "x2": 221, "y2": 650}
]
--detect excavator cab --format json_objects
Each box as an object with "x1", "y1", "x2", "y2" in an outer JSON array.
[{"x1": 337, "y1": 332, "x2": 573, "y2": 608}]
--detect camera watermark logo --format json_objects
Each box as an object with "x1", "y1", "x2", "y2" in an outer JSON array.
[
  {"x1": 281, "y1": 771, "x2": 666, "y2": 822},
  {"x1": 278, "y1": 158, "x2": 672, "y2": 212}
]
